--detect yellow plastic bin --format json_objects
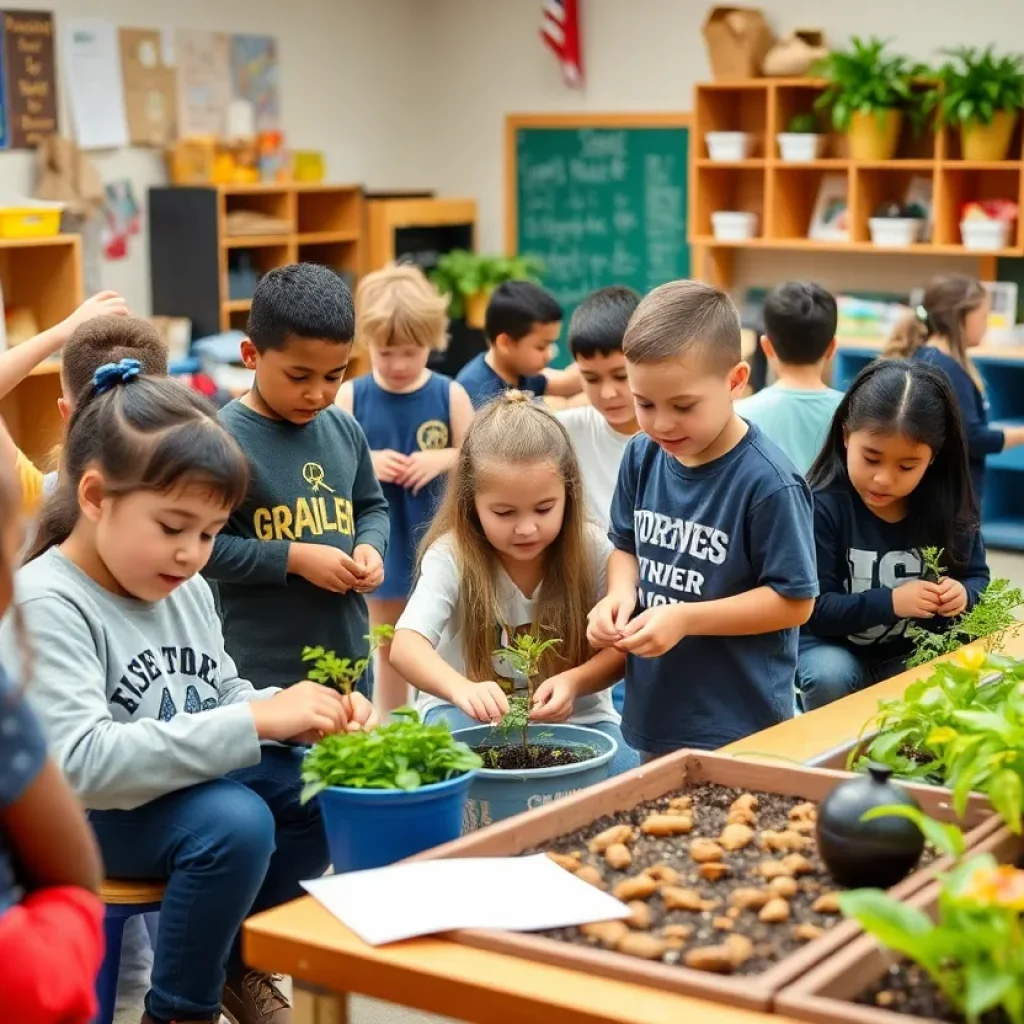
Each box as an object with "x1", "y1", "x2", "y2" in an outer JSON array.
[{"x1": 0, "y1": 201, "x2": 63, "y2": 239}]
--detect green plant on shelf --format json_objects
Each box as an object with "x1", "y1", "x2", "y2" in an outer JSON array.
[
  {"x1": 787, "y1": 112, "x2": 820, "y2": 134},
  {"x1": 934, "y1": 45, "x2": 1024, "y2": 127},
  {"x1": 301, "y1": 624, "x2": 395, "y2": 694},
  {"x1": 428, "y1": 250, "x2": 545, "y2": 320},
  {"x1": 491, "y1": 632, "x2": 562, "y2": 757}
]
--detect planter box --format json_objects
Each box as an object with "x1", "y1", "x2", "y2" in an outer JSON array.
[
  {"x1": 408, "y1": 751, "x2": 1000, "y2": 1012},
  {"x1": 776, "y1": 826, "x2": 1024, "y2": 1023}
]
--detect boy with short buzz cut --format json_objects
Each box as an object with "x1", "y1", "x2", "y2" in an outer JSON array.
[
  {"x1": 587, "y1": 280, "x2": 818, "y2": 756},
  {"x1": 456, "y1": 279, "x2": 582, "y2": 409},
  {"x1": 557, "y1": 285, "x2": 641, "y2": 530},
  {"x1": 206, "y1": 262, "x2": 390, "y2": 692},
  {"x1": 735, "y1": 281, "x2": 843, "y2": 474}
]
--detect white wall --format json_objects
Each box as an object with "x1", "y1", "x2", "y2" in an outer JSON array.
[{"x1": 0, "y1": 0, "x2": 430, "y2": 313}]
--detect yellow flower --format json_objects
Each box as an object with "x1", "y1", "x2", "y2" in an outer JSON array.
[
  {"x1": 927, "y1": 726, "x2": 958, "y2": 745},
  {"x1": 963, "y1": 863, "x2": 1024, "y2": 910},
  {"x1": 954, "y1": 646, "x2": 986, "y2": 671}
]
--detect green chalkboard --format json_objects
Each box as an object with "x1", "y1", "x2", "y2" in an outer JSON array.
[{"x1": 511, "y1": 118, "x2": 690, "y2": 366}]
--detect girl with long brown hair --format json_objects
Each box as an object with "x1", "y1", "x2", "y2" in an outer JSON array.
[{"x1": 390, "y1": 391, "x2": 637, "y2": 775}]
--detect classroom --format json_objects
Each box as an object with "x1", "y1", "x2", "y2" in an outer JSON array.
[{"x1": 3, "y1": 2, "x2": 1024, "y2": 1024}]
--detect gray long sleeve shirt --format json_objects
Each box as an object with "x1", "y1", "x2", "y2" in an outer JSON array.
[
  {"x1": 206, "y1": 401, "x2": 390, "y2": 690},
  {"x1": 0, "y1": 548, "x2": 276, "y2": 810}
]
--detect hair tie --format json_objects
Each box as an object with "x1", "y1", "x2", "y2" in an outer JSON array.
[
  {"x1": 92, "y1": 357, "x2": 141, "y2": 395},
  {"x1": 915, "y1": 305, "x2": 929, "y2": 324}
]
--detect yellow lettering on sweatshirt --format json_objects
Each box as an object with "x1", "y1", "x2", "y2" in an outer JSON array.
[{"x1": 250, "y1": 497, "x2": 354, "y2": 541}]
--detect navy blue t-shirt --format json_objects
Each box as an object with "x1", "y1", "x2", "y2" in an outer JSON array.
[
  {"x1": 352, "y1": 371, "x2": 452, "y2": 599},
  {"x1": 805, "y1": 481, "x2": 990, "y2": 658},
  {"x1": 456, "y1": 352, "x2": 547, "y2": 410},
  {"x1": 609, "y1": 425, "x2": 817, "y2": 753}
]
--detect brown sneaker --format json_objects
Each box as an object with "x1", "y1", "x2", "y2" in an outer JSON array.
[{"x1": 222, "y1": 970, "x2": 291, "y2": 1024}]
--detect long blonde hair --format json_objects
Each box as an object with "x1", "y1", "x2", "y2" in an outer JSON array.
[
  {"x1": 417, "y1": 391, "x2": 594, "y2": 682},
  {"x1": 886, "y1": 274, "x2": 987, "y2": 389}
]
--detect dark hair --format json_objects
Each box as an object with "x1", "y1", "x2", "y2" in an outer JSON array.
[
  {"x1": 807, "y1": 359, "x2": 977, "y2": 568},
  {"x1": 484, "y1": 280, "x2": 562, "y2": 344},
  {"x1": 763, "y1": 282, "x2": 838, "y2": 365},
  {"x1": 569, "y1": 286, "x2": 641, "y2": 359},
  {"x1": 62, "y1": 316, "x2": 168, "y2": 406},
  {"x1": 623, "y1": 280, "x2": 741, "y2": 370},
  {"x1": 247, "y1": 263, "x2": 355, "y2": 353},
  {"x1": 26, "y1": 371, "x2": 249, "y2": 562}
]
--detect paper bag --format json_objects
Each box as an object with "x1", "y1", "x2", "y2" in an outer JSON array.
[
  {"x1": 702, "y1": 6, "x2": 774, "y2": 81},
  {"x1": 34, "y1": 135, "x2": 103, "y2": 220}
]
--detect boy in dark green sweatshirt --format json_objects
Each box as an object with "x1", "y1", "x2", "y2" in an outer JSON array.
[{"x1": 207, "y1": 263, "x2": 390, "y2": 690}]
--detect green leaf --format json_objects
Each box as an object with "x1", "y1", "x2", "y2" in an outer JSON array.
[
  {"x1": 395, "y1": 768, "x2": 421, "y2": 791},
  {"x1": 963, "y1": 962, "x2": 1015, "y2": 1020},
  {"x1": 987, "y1": 769, "x2": 1024, "y2": 833},
  {"x1": 861, "y1": 805, "x2": 965, "y2": 859},
  {"x1": 839, "y1": 889, "x2": 937, "y2": 961}
]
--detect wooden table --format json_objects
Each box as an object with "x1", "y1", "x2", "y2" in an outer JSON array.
[{"x1": 244, "y1": 635, "x2": 1024, "y2": 1023}]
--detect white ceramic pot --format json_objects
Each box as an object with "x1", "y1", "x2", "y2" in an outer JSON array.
[
  {"x1": 777, "y1": 133, "x2": 824, "y2": 161},
  {"x1": 868, "y1": 218, "x2": 923, "y2": 247},
  {"x1": 960, "y1": 219, "x2": 1011, "y2": 251},
  {"x1": 711, "y1": 210, "x2": 758, "y2": 241},
  {"x1": 705, "y1": 131, "x2": 754, "y2": 161}
]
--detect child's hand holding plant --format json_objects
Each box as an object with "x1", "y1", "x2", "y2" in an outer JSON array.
[
  {"x1": 452, "y1": 680, "x2": 509, "y2": 723},
  {"x1": 892, "y1": 579, "x2": 943, "y2": 619},
  {"x1": 529, "y1": 672, "x2": 576, "y2": 722},
  {"x1": 249, "y1": 682, "x2": 376, "y2": 744},
  {"x1": 586, "y1": 589, "x2": 637, "y2": 648}
]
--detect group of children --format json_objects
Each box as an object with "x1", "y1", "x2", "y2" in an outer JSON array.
[{"x1": 0, "y1": 258, "x2": 1001, "y2": 1024}]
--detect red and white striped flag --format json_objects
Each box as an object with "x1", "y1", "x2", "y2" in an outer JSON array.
[{"x1": 540, "y1": 0, "x2": 583, "y2": 87}]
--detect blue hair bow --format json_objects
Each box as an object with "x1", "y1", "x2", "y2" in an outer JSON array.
[{"x1": 92, "y1": 358, "x2": 142, "y2": 395}]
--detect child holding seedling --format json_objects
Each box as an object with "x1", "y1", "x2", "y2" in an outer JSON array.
[
  {"x1": 337, "y1": 264, "x2": 474, "y2": 714},
  {"x1": 799, "y1": 359, "x2": 990, "y2": 710},
  {"x1": 0, "y1": 365, "x2": 377, "y2": 1024},
  {"x1": 390, "y1": 391, "x2": 639, "y2": 776}
]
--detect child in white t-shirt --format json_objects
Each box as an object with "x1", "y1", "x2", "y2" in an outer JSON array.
[
  {"x1": 390, "y1": 391, "x2": 639, "y2": 776},
  {"x1": 556, "y1": 287, "x2": 640, "y2": 530}
]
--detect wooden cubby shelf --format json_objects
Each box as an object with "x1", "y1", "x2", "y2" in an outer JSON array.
[{"x1": 691, "y1": 77, "x2": 1024, "y2": 288}]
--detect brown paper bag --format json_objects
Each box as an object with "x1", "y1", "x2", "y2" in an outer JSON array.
[
  {"x1": 33, "y1": 135, "x2": 104, "y2": 220},
  {"x1": 120, "y1": 28, "x2": 177, "y2": 146},
  {"x1": 702, "y1": 6, "x2": 774, "y2": 81}
]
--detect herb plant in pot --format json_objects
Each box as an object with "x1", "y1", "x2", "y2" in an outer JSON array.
[
  {"x1": 299, "y1": 635, "x2": 482, "y2": 872},
  {"x1": 814, "y1": 37, "x2": 928, "y2": 162},
  {"x1": 451, "y1": 634, "x2": 618, "y2": 828},
  {"x1": 777, "y1": 112, "x2": 825, "y2": 162},
  {"x1": 936, "y1": 46, "x2": 1024, "y2": 162},
  {"x1": 429, "y1": 250, "x2": 545, "y2": 329}
]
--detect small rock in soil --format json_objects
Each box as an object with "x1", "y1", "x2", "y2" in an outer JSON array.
[
  {"x1": 604, "y1": 843, "x2": 632, "y2": 870},
  {"x1": 617, "y1": 933, "x2": 667, "y2": 960},
  {"x1": 792, "y1": 923, "x2": 824, "y2": 942},
  {"x1": 546, "y1": 851, "x2": 581, "y2": 872},
  {"x1": 768, "y1": 876, "x2": 798, "y2": 898},
  {"x1": 699, "y1": 862, "x2": 731, "y2": 882},
  {"x1": 613, "y1": 874, "x2": 658, "y2": 902},
  {"x1": 812, "y1": 891, "x2": 842, "y2": 914},
  {"x1": 626, "y1": 901, "x2": 652, "y2": 930},
  {"x1": 719, "y1": 823, "x2": 756, "y2": 850},
  {"x1": 589, "y1": 824, "x2": 634, "y2": 853},
  {"x1": 690, "y1": 838, "x2": 724, "y2": 862},
  {"x1": 574, "y1": 865, "x2": 604, "y2": 888},
  {"x1": 757, "y1": 859, "x2": 795, "y2": 879},
  {"x1": 758, "y1": 897, "x2": 790, "y2": 923},
  {"x1": 579, "y1": 920, "x2": 628, "y2": 948},
  {"x1": 684, "y1": 945, "x2": 735, "y2": 974},
  {"x1": 641, "y1": 813, "x2": 693, "y2": 836}
]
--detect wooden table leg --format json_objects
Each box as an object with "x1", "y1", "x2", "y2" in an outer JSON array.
[{"x1": 292, "y1": 984, "x2": 349, "y2": 1024}]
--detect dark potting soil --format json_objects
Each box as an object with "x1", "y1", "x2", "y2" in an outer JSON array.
[
  {"x1": 473, "y1": 743, "x2": 596, "y2": 770},
  {"x1": 857, "y1": 961, "x2": 1010, "y2": 1023},
  {"x1": 532, "y1": 783, "x2": 939, "y2": 976}
]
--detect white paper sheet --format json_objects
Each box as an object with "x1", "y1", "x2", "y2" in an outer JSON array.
[
  {"x1": 302, "y1": 854, "x2": 629, "y2": 946},
  {"x1": 61, "y1": 19, "x2": 129, "y2": 150}
]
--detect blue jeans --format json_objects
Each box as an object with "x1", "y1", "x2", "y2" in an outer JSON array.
[
  {"x1": 89, "y1": 746, "x2": 328, "y2": 1022},
  {"x1": 797, "y1": 636, "x2": 908, "y2": 711},
  {"x1": 423, "y1": 704, "x2": 641, "y2": 776},
  {"x1": 612, "y1": 680, "x2": 625, "y2": 715}
]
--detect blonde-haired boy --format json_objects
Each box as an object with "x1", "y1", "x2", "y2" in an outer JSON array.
[{"x1": 337, "y1": 263, "x2": 474, "y2": 713}]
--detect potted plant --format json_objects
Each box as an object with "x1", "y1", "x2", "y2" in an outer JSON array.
[
  {"x1": 451, "y1": 632, "x2": 618, "y2": 828},
  {"x1": 777, "y1": 112, "x2": 825, "y2": 162},
  {"x1": 299, "y1": 628, "x2": 482, "y2": 872},
  {"x1": 868, "y1": 200, "x2": 928, "y2": 246},
  {"x1": 814, "y1": 37, "x2": 929, "y2": 161},
  {"x1": 429, "y1": 250, "x2": 545, "y2": 329},
  {"x1": 936, "y1": 45, "x2": 1024, "y2": 162}
]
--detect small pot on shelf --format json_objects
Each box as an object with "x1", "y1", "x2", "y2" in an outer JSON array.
[
  {"x1": 961, "y1": 110, "x2": 1018, "y2": 161},
  {"x1": 463, "y1": 290, "x2": 490, "y2": 329},
  {"x1": 711, "y1": 210, "x2": 758, "y2": 241},
  {"x1": 777, "y1": 112, "x2": 825, "y2": 162},
  {"x1": 847, "y1": 109, "x2": 902, "y2": 161},
  {"x1": 868, "y1": 202, "x2": 925, "y2": 247},
  {"x1": 704, "y1": 131, "x2": 754, "y2": 161}
]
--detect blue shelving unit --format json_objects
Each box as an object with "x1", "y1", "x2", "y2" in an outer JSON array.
[{"x1": 832, "y1": 345, "x2": 1024, "y2": 552}]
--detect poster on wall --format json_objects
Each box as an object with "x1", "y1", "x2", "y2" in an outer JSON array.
[
  {"x1": 61, "y1": 19, "x2": 129, "y2": 149},
  {"x1": 230, "y1": 34, "x2": 279, "y2": 133},
  {"x1": 175, "y1": 28, "x2": 230, "y2": 137},
  {"x1": 119, "y1": 27, "x2": 176, "y2": 145},
  {"x1": 3, "y1": 9, "x2": 57, "y2": 148}
]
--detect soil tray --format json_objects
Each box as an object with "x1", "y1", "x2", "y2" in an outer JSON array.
[
  {"x1": 410, "y1": 751, "x2": 1001, "y2": 1012},
  {"x1": 776, "y1": 827, "x2": 1023, "y2": 1024}
]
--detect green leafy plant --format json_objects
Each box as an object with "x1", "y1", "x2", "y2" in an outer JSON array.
[
  {"x1": 813, "y1": 36, "x2": 931, "y2": 131},
  {"x1": 492, "y1": 632, "x2": 562, "y2": 756},
  {"x1": 920, "y1": 545, "x2": 946, "y2": 582},
  {"x1": 787, "y1": 112, "x2": 820, "y2": 134},
  {"x1": 428, "y1": 251, "x2": 545, "y2": 320},
  {"x1": 301, "y1": 625, "x2": 395, "y2": 694},
  {"x1": 841, "y1": 807, "x2": 1024, "y2": 1024},
  {"x1": 934, "y1": 46, "x2": 1024, "y2": 127},
  {"x1": 300, "y1": 708, "x2": 482, "y2": 799}
]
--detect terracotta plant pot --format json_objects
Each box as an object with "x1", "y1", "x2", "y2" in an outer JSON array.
[
  {"x1": 847, "y1": 110, "x2": 902, "y2": 161},
  {"x1": 961, "y1": 110, "x2": 1018, "y2": 161},
  {"x1": 463, "y1": 290, "x2": 490, "y2": 329}
]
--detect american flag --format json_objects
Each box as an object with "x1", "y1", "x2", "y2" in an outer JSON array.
[{"x1": 540, "y1": 0, "x2": 583, "y2": 87}]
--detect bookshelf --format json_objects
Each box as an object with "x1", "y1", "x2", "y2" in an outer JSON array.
[{"x1": 690, "y1": 78, "x2": 1019, "y2": 289}]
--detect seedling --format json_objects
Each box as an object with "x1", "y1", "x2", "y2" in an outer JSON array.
[
  {"x1": 492, "y1": 632, "x2": 562, "y2": 756},
  {"x1": 301, "y1": 624, "x2": 395, "y2": 694},
  {"x1": 920, "y1": 545, "x2": 946, "y2": 582}
]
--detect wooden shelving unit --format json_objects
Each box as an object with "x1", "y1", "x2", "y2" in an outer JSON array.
[
  {"x1": 149, "y1": 183, "x2": 365, "y2": 341},
  {"x1": 0, "y1": 234, "x2": 83, "y2": 465},
  {"x1": 690, "y1": 78, "x2": 1022, "y2": 289}
]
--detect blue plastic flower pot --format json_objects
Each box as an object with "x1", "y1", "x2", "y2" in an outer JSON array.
[
  {"x1": 452, "y1": 724, "x2": 617, "y2": 829},
  {"x1": 318, "y1": 769, "x2": 478, "y2": 873}
]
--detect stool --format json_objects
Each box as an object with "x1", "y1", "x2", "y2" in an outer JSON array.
[{"x1": 95, "y1": 879, "x2": 165, "y2": 1024}]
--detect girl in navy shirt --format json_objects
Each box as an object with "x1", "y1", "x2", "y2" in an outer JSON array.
[
  {"x1": 887, "y1": 273, "x2": 1024, "y2": 505},
  {"x1": 338, "y1": 265, "x2": 474, "y2": 714},
  {"x1": 799, "y1": 360, "x2": 989, "y2": 710}
]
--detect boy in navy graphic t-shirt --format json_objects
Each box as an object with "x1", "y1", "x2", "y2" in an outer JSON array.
[{"x1": 587, "y1": 280, "x2": 818, "y2": 755}]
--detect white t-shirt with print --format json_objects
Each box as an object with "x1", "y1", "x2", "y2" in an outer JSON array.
[
  {"x1": 557, "y1": 405, "x2": 634, "y2": 532},
  {"x1": 397, "y1": 523, "x2": 619, "y2": 726}
]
